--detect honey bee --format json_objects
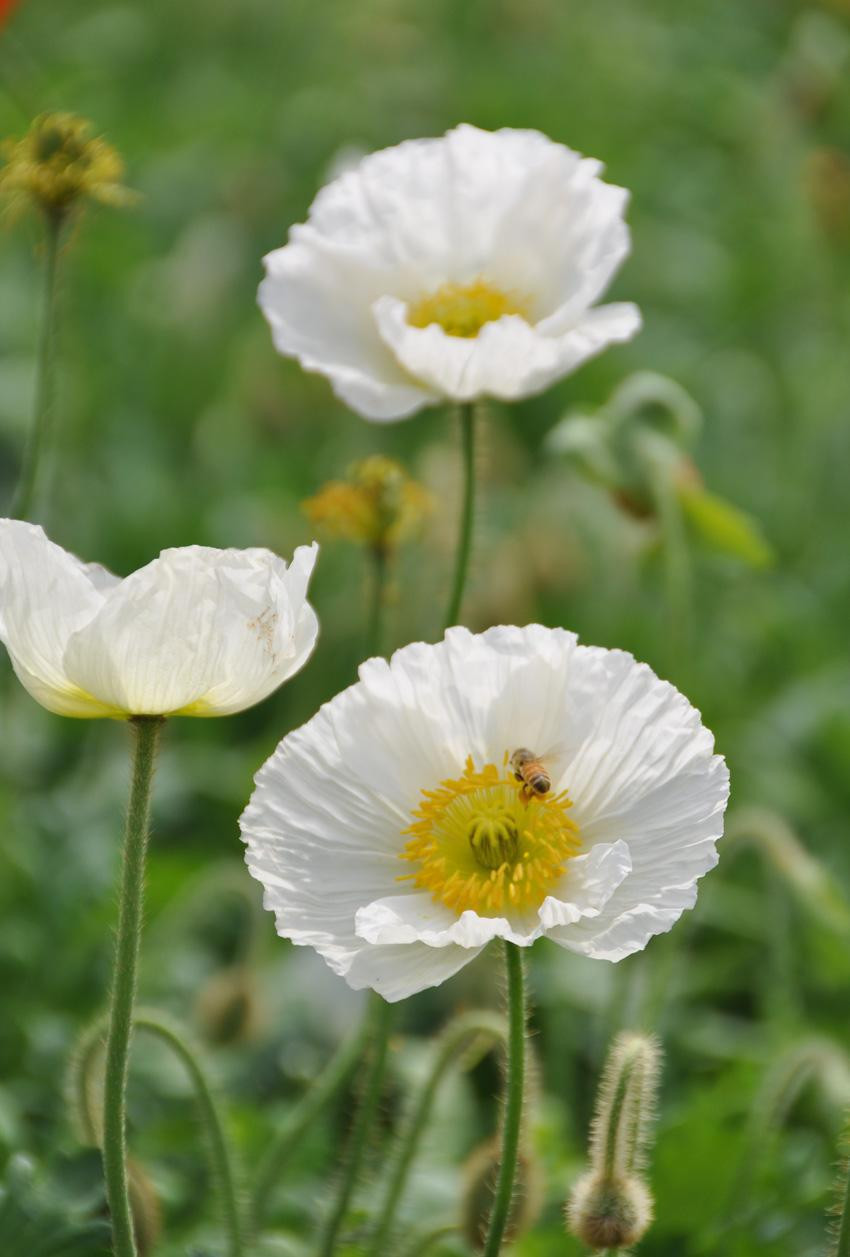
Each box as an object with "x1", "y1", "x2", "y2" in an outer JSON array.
[{"x1": 510, "y1": 747, "x2": 551, "y2": 801}]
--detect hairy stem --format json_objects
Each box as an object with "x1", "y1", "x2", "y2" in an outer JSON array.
[
  {"x1": 101, "y1": 716, "x2": 163, "y2": 1257},
  {"x1": 133, "y1": 1013, "x2": 244, "y2": 1257},
  {"x1": 443, "y1": 402, "x2": 476, "y2": 629},
  {"x1": 12, "y1": 209, "x2": 64, "y2": 520},
  {"x1": 316, "y1": 993, "x2": 394, "y2": 1257},
  {"x1": 252, "y1": 1017, "x2": 369, "y2": 1225},
  {"x1": 482, "y1": 942, "x2": 526, "y2": 1257},
  {"x1": 369, "y1": 1013, "x2": 506, "y2": 1254}
]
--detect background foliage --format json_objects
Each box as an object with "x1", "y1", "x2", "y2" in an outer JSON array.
[{"x1": 1, "y1": 0, "x2": 850, "y2": 1253}]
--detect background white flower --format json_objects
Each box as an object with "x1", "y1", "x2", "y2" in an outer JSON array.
[
  {"x1": 259, "y1": 124, "x2": 641, "y2": 422},
  {"x1": 241, "y1": 625, "x2": 729, "y2": 1002},
  {"x1": 0, "y1": 520, "x2": 319, "y2": 718}
]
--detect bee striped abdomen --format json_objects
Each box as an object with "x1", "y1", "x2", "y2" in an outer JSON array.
[{"x1": 510, "y1": 747, "x2": 551, "y2": 798}]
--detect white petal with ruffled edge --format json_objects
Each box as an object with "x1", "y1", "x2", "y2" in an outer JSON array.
[
  {"x1": 259, "y1": 124, "x2": 641, "y2": 421},
  {"x1": 240, "y1": 626, "x2": 729, "y2": 1001}
]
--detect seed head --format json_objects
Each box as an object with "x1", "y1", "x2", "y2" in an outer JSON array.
[
  {"x1": 0, "y1": 112, "x2": 135, "y2": 223},
  {"x1": 302, "y1": 455, "x2": 432, "y2": 551}
]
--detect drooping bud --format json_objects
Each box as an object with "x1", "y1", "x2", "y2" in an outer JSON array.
[
  {"x1": 566, "y1": 1032, "x2": 661, "y2": 1251},
  {"x1": 302, "y1": 455, "x2": 432, "y2": 553},
  {"x1": 0, "y1": 112, "x2": 135, "y2": 224},
  {"x1": 461, "y1": 1136, "x2": 541, "y2": 1252},
  {"x1": 195, "y1": 965, "x2": 260, "y2": 1046},
  {"x1": 567, "y1": 1170, "x2": 653, "y2": 1250},
  {"x1": 127, "y1": 1158, "x2": 162, "y2": 1257}
]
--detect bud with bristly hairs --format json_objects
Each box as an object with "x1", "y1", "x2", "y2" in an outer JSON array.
[
  {"x1": 461, "y1": 1135, "x2": 541, "y2": 1251},
  {"x1": 566, "y1": 1032, "x2": 661, "y2": 1251}
]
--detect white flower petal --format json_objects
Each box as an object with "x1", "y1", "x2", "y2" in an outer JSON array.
[
  {"x1": 259, "y1": 124, "x2": 639, "y2": 420},
  {"x1": 241, "y1": 625, "x2": 728, "y2": 998},
  {"x1": 374, "y1": 297, "x2": 640, "y2": 403},
  {"x1": 341, "y1": 940, "x2": 483, "y2": 1003},
  {"x1": 0, "y1": 520, "x2": 118, "y2": 717},
  {"x1": 538, "y1": 840, "x2": 632, "y2": 928},
  {"x1": 62, "y1": 544, "x2": 319, "y2": 717}
]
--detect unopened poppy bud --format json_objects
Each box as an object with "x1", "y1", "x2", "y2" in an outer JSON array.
[
  {"x1": 461, "y1": 1136, "x2": 540, "y2": 1251},
  {"x1": 567, "y1": 1170, "x2": 652, "y2": 1250},
  {"x1": 127, "y1": 1158, "x2": 161, "y2": 1257},
  {"x1": 195, "y1": 965, "x2": 260, "y2": 1046},
  {"x1": 566, "y1": 1032, "x2": 661, "y2": 1250}
]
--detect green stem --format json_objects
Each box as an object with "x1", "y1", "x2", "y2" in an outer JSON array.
[
  {"x1": 316, "y1": 993, "x2": 394, "y2": 1257},
  {"x1": 443, "y1": 403, "x2": 476, "y2": 630},
  {"x1": 11, "y1": 209, "x2": 64, "y2": 520},
  {"x1": 366, "y1": 542, "x2": 389, "y2": 658},
  {"x1": 252, "y1": 1016, "x2": 370, "y2": 1225},
  {"x1": 834, "y1": 1158, "x2": 850, "y2": 1257},
  {"x1": 401, "y1": 1224, "x2": 461, "y2": 1257},
  {"x1": 369, "y1": 1013, "x2": 506, "y2": 1255},
  {"x1": 101, "y1": 716, "x2": 163, "y2": 1257},
  {"x1": 482, "y1": 942, "x2": 526, "y2": 1257},
  {"x1": 133, "y1": 1013, "x2": 244, "y2": 1257},
  {"x1": 70, "y1": 1010, "x2": 244, "y2": 1256}
]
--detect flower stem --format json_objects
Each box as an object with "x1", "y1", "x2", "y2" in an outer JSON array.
[
  {"x1": 11, "y1": 208, "x2": 65, "y2": 520},
  {"x1": 102, "y1": 716, "x2": 164, "y2": 1257},
  {"x1": 317, "y1": 993, "x2": 394, "y2": 1257},
  {"x1": 482, "y1": 942, "x2": 526, "y2": 1257},
  {"x1": 367, "y1": 542, "x2": 389, "y2": 658},
  {"x1": 133, "y1": 1013, "x2": 244, "y2": 1257},
  {"x1": 252, "y1": 1016, "x2": 370, "y2": 1226},
  {"x1": 368, "y1": 1012, "x2": 506, "y2": 1255},
  {"x1": 402, "y1": 1224, "x2": 461, "y2": 1256},
  {"x1": 70, "y1": 1009, "x2": 244, "y2": 1256},
  {"x1": 443, "y1": 402, "x2": 476, "y2": 630}
]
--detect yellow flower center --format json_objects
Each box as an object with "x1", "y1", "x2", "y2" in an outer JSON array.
[
  {"x1": 407, "y1": 280, "x2": 529, "y2": 338},
  {"x1": 399, "y1": 757, "x2": 581, "y2": 915}
]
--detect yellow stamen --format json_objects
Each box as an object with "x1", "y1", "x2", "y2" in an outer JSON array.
[
  {"x1": 399, "y1": 756, "x2": 580, "y2": 916},
  {"x1": 407, "y1": 279, "x2": 529, "y2": 338}
]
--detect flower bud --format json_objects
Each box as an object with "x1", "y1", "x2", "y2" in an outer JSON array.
[
  {"x1": 127, "y1": 1158, "x2": 161, "y2": 1257},
  {"x1": 567, "y1": 1170, "x2": 652, "y2": 1250},
  {"x1": 566, "y1": 1032, "x2": 661, "y2": 1251},
  {"x1": 195, "y1": 965, "x2": 260, "y2": 1046},
  {"x1": 461, "y1": 1136, "x2": 540, "y2": 1251}
]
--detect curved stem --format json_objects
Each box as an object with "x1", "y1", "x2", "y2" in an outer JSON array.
[
  {"x1": 368, "y1": 1013, "x2": 506, "y2": 1255},
  {"x1": 71, "y1": 1009, "x2": 244, "y2": 1257},
  {"x1": 133, "y1": 1013, "x2": 244, "y2": 1257},
  {"x1": 252, "y1": 1016, "x2": 370, "y2": 1225},
  {"x1": 402, "y1": 1224, "x2": 461, "y2": 1257},
  {"x1": 316, "y1": 993, "x2": 394, "y2": 1257},
  {"x1": 482, "y1": 942, "x2": 526, "y2": 1257},
  {"x1": 11, "y1": 209, "x2": 64, "y2": 520},
  {"x1": 101, "y1": 716, "x2": 163, "y2": 1257},
  {"x1": 366, "y1": 542, "x2": 389, "y2": 658},
  {"x1": 443, "y1": 403, "x2": 476, "y2": 630}
]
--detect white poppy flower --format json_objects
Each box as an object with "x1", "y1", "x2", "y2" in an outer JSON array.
[
  {"x1": 0, "y1": 520, "x2": 319, "y2": 718},
  {"x1": 241, "y1": 625, "x2": 728, "y2": 1001},
  {"x1": 259, "y1": 124, "x2": 641, "y2": 422}
]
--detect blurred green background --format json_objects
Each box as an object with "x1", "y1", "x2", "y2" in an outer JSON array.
[{"x1": 1, "y1": 0, "x2": 850, "y2": 1253}]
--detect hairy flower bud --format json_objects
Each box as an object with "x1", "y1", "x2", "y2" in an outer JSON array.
[
  {"x1": 127, "y1": 1158, "x2": 161, "y2": 1257},
  {"x1": 461, "y1": 1136, "x2": 541, "y2": 1251},
  {"x1": 566, "y1": 1032, "x2": 661, "y2": 1251},
  {"x1": 195, "y1": 966, "x2": 260, "y2": 1045},
  {"x1": 567, "y1": 1170, "x2": 652, "y2": 1250}
]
